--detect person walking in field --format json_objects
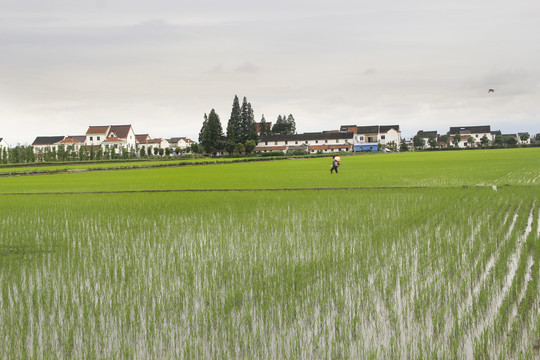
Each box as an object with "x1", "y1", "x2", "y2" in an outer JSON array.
[{"x1": 330, "y1": 155, "x2": 341, "y2": 173}]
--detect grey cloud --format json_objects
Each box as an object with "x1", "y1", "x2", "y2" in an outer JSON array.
[
  {"x1": 461, "y1": 68, "x2": 538, "y2": 97},
  {"x1": 1, "y1": 0, "x2": 539, "y2": 145},
  {"x1": 207, "y1": 64, "x2": 226, "y2": 73},
  {"x1": 235, "y1": 62, "x2": 260, "y2": 73}
]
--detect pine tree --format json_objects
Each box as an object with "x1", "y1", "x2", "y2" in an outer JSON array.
[
  {"x1": 200, "y1": 109, "x2": 223, "y2": 155},
  {"x1": 226, "y1": 95, "x2": 242, "y2": 144},
  {"x1": 272, "y1": 114, "x2": 295, "y2": 135},
  {"x1": 240, "y1": 97, "x2": 250, "y2": 142},
  {"x1": 286, "y1": 114, "x2": 296, "y2": 134},
  {"x1": 272, "y1": 115, "x2": 284, "y2": 134},
  {"x1": 259, "y1": 115, "x2": 269, "y2": 136},
  {"x1": 244, "y1": 100, "x2": 258, "y2": 142},
  {"x1": 198, "y1": 113, "x2": 208, "y2": 144}
]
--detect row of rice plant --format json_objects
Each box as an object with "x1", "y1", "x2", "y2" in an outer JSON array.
[
  {"x1": 1, "y1": 186, "x2": 538, "y2": 358},
  {"x1": 1, "y1": 148, "x2": 539, "y2": 195}
]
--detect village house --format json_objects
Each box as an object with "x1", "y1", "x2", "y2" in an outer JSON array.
[
  {"x1": 166, "y1": 137, "x2": 194, "y2": 150},
  {"x1": 31, "y1": 136, "x2": 66, "y2": 154},
  {"x1": 135, "y1": 134, "x2": 166, "y2": 154},
  {"x1": 415, "y1": 130, "x2": 439, "y2": 149},
  {"x1": 56, "y1": 136, "x2": 86, "y2": 152},
  {"x1": 135, "y1": 134, "x2": 152, "y2": 144},
  {"x1": 448, "y1": 126, "x2": 492, "y2": 148},
  {"x1": 85, "y1": 125, "x2": 137, "y2": 153},
  {"x1": 0, "y1": 138, "x2": 9, "y2": 153},
  {"x1": 340, "y1": 124, "x2": 401, "y2": 150},
  {"x1": 255, "y1": 132, "x2": 354, "y2": 154},
  {"x1": 517, "y1": 132, "x2": 531, "y2": 144}
]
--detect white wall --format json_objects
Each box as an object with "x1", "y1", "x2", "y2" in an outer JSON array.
[
  {"x1": 125, "y1": 127, "x2": 137, "y2": 150},
  {"x1": 0, "y1": 139, "x2": 9, "y2": 152},
  {"x1": 379, "y1": 129, "x2": 400, "y2": 145},
  {"x1": 85, "y1": 133, "x2": 107, "y2": 146}
]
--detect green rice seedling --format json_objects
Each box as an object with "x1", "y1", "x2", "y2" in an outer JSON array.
[{"x1": 0, "y1": 150, "x2": 539, "y2": 358}]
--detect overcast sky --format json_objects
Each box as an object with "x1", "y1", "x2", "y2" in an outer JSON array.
[{"x1": 1, "y1": 0, "x2": 539, "y2": 145}]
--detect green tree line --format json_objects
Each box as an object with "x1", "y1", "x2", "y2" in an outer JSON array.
[{"x1": 198, "y1": 95, "x2": 296, "y2": 155}]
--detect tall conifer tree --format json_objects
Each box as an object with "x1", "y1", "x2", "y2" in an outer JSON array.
[
  {"x1": 286, "y1": 114, "x2": 296, "y2": 134},
  {"x1": 259, "y1": 115, "x2": 269, "y2": 136},
  {"x1": 226, "y1": 95, "x2": 242, "y2": 144},
  {"x1": 200, "y1": 110, "x2": 223, "y2": 154},
  {"x1": 241, "y1": 98, "x2": 258, "y2": 142},
  {"x1": 198, "y1": 113, "x2": 208, "y2": 144}
]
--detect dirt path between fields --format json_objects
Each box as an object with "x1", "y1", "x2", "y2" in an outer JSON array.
[{"x1": 0, "y1": 184, "x2": 534, "y2": 196}]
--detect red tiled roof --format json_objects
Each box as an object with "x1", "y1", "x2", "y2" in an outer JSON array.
[
  {"x1": 310, "y1": 144, "x2": 351, "y2": 150},
  {"x1": 255, "y1": 146, "x2": 286, "y2": 151},
  {"x1": 58, "y1": 137, "x2": 82, "y2": 144},
  {"x1": 109, "y1": 125, "x2": 132, "y2": 139},
  {"x1": 86, "y1": 125, "x2": 132, "y2": 138},
  {"x1": 86, "y1": 126, "x2": 109, "y2": 135},
  {"x1": 68, "y1": 135, "x2": 86, "y2": 142},
  {"x1": 135, "y1": 134, "x2": 150, "y2": 143},
  {"x1": 103, "y1": 137, "x2": 124, "y2": 143},
  {"x1": 138, "y1": 138, "x2": 162, "y2": 145}
]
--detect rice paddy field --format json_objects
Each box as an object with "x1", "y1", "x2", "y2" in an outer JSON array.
[{"x1": 1, "y1": 148, "x2": 539, "y2": 359}]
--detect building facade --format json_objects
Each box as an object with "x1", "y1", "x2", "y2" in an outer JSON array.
[
  {"x1": 255, "y1": 132, "x2": 354, "y2": 154},
  {"x1": 0, "y1": 138, "x2": 9, "y2": 153},
  {"x1": 448, "y1": 126, "x2": 492, "y2": 148},
  {"x1": 340, "y1": 124, "x2": 401, "y2": 149},
  {"x1": 85, "y1": 125, "x2": 137, "y2": 153}
]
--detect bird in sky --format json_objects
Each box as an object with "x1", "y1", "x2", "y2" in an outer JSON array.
[{"x1": 488, "y1": 89, "x2": 495, "y2": 93}]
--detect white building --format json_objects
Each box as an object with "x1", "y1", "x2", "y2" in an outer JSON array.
[
  {"x1": 517, "y1": 132, "x2": 532, "y2": 144},
  {"x1": 379, "y1": 125, "x2": 401, "y2": 146},
  {"x1": 85, "y1": 125, "x2": 137, "y2": 152},
  {"x1": 57, "y1": 136, "x2": 85, "y2": 152},
  {"x1": 340, "y1": 124, "x2": 401, "y2": 148},
  {"x1": 255, "y1": 132, "x2": 354, "y2": 154},
  {"x1": 32, "y1": 136, "x2": 66, "y2": 154},
  {"x1": 448, "y1": 126, "x2": 492, "y2": 148},
  {"x1": 415, "y1": 130, "x2": 438, "y2": 148},
  {"x1": 0, "y1": 138, "x2": 9, "y2": 153},
  {"x1": 135, "y1": 134, "x2": 165, "y2": 154},
  {"x1": 167, "y1": 137, "x2": 194, "y2": 150}
]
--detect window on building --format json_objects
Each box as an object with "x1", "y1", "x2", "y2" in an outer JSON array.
[
  {"x1": 325, "y1": 140, "x2": 328, "y2": 143},
  {"x1": 275, "y1": 142, "x2": 278, "y2": 145},
  {"x1": 295, "y1": 141, "x2": 298, "y2": 144},
  {"x1": 315, "y1": 140, "x2": 318, "y2": 144},
  {"x1": 336, "y1": 140, "x2": 339, "y2": 143},
  {"x1": 381, "y1": 135, "x2": 386, "y2": 140},
  {"x1": 90, "y1": 136, "x2": 93, "y2": 141},
  {"x1": 305, "y1": 141, "x2": 308, "y2": 144},
  {"x1": 285, "y1": 141, "x2": 288, "y2": 144},
  {"x1": 97, "y1": 136, "x2": 100, "y2": 141},
  {"x1": 265, "y1": 141, "x2": 268, "y2": 145}
]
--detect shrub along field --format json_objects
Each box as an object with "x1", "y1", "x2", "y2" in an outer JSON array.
[{"x1": 0, "y1": 148, "x2": 539, "y2": 358}]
